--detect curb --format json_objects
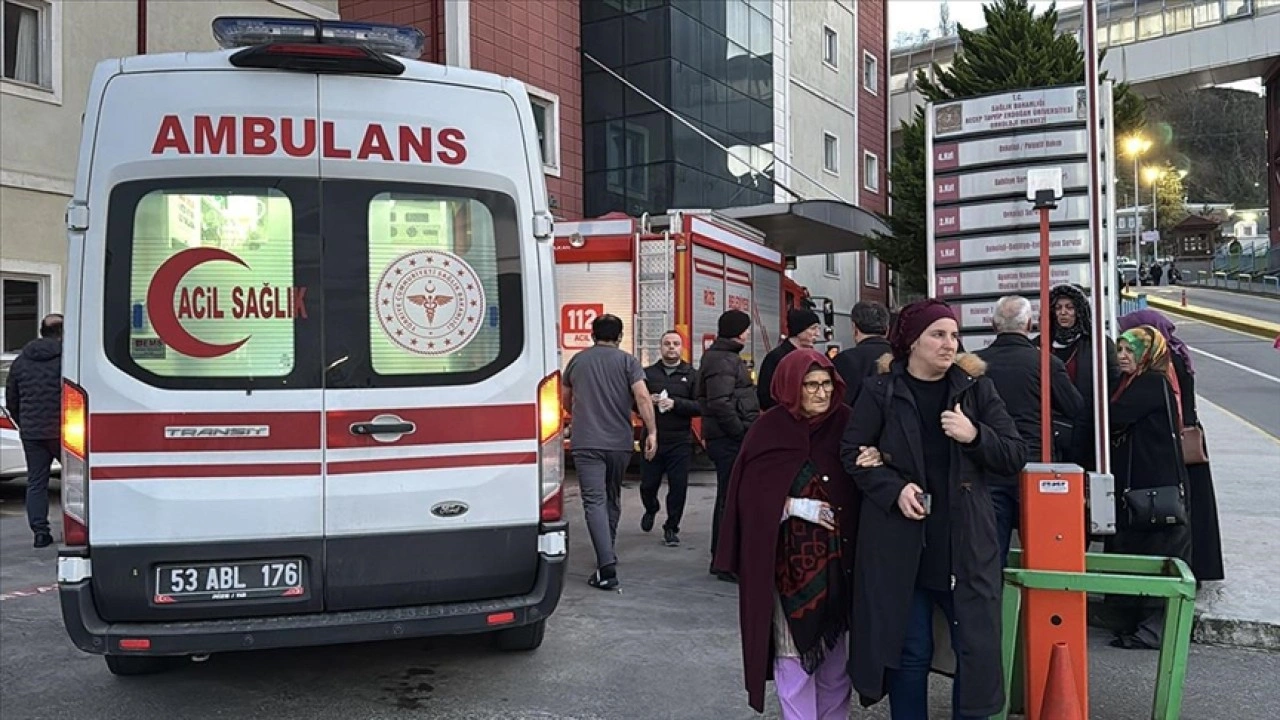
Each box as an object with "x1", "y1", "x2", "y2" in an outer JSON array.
[
  {"x1": 1131, "y1": 293, "x2": 1280, "y2": 340},
  {"x1": 1193, "y1": 615, "x2": 1280, "y2": 652}
]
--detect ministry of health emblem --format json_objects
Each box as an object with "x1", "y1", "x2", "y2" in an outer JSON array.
[{"x1": 375, "y1": 249, "x2": 486, "y2": 356}]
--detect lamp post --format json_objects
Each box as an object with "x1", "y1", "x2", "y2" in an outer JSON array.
[
  {"x1": 1124, "y1": 135, "x2": 1152, "y2": 259},
  {"x1": 1143, "y1": 166, "x2": 1162, "y2": 262}
]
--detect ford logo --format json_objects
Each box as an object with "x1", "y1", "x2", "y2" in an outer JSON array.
[{"x1": 431, "y1": 502, "x2": 469, "y2": 518}]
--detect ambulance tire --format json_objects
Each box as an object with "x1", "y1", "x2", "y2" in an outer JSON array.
[
  {"x1": 493, "y1": 619, "x2": 546, "y2": 652},
  {"x1": 104, "y1": 654, "x2": 181, "y2": 676}
]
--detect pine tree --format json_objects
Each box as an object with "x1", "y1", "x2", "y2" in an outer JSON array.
[{"x1": 870, "y1": 0, "x2": 1146, "y2": 295}]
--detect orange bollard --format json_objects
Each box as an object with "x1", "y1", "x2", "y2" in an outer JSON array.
[
  {"x1": 1040, "y1": 642, "x2": 1085, "y2": 720},
  {"x1": 1020, "y1": 464, "x2": 1088, "y2": 720}
]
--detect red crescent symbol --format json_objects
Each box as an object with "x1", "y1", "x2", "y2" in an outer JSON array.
[{"x1": 145, "y1": 247, "x2": 251, "y2": 359}]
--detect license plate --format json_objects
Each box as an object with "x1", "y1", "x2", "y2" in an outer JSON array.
[{"x1": 154, "y1": 558, "x2": 306, "y2": 604}]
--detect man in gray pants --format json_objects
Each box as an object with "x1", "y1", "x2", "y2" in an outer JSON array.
[{"x1": 563, "y1": 314, "x2": 657, "y2": 590}]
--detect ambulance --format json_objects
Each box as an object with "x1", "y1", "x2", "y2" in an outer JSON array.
[{"x1": 57, "y1": 17, "x2": 566, "y2": 675}]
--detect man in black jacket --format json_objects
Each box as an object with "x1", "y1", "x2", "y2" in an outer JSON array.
[
  {"x1": 755, "y1": 308, "x2": 822, "y2": 410},
  {"x1": 832, "y1": 301, "x2": 892, "y2": 407},
  {"x1": 5, "y1": 314, "x2": 64, "y2": 548},
  {"x1": 697, "y1": 309, "x2": 759, "y2": 581},
  {"x1": 639, "y1": 331, "x2": 700, "y2": 547},
  {"x1": 977, "y1": 296, "x2": 1084, "y2": 564}
]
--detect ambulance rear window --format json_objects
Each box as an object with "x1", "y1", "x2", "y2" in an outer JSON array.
[{"x1": 103, "y1": 178, "x2": 323, "y2": 390}]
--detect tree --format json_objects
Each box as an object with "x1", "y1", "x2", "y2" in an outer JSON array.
[
  {"x1": 892, "y1": 28, "x2": 933, "y2": 50},
  {"x1": 1148, "y1": 163, "x2": 1189, "y2": 238},
  {"x1": 938, "y1": 1, "x2": 957, "y2": 37},
  {"x1": 1146, "y1": 88, "x2": 1266, "y2": 206},
  {"x1": 870, "y1": 0, "x2": 1147, "y2": 294}
]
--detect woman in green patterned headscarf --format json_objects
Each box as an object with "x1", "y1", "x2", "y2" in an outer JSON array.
[{"x1": 1107, "y1": 324, "x2": 1192, "y2": 650}]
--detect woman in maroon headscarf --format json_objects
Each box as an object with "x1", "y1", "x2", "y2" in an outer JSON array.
[{"x1": 713, "y1": 349, "x2": 865, "y2": 719}]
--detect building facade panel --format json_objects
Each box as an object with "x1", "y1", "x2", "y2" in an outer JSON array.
[{"x1": 0, "y1": 0, "x2": 338, "y2": 352}]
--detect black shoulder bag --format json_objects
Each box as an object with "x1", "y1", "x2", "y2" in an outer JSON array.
[{"x1": 1121, "y1": 377, "x2": 1189, "y2": 529}]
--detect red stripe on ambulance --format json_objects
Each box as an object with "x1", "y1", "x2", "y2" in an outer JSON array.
[
  {"x1": 91, "y1": 411, "x2": 322, "y2": 453},
  {"x1": 150, "y1": 114, "x2": 467, "y2": 164}
]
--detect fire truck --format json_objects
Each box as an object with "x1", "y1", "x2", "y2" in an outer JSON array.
[{"x1": 552, "y1": 209, "x2": 829, "y2": 374}]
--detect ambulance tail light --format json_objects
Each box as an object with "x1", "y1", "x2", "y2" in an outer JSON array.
[
  {"x1": 537, "y1": 372, "x2": 564, "y2": 524},
  {"x1": 61, "y1": 380, "x2": 89, "y2": 547},
  {"x1": 213, "y1": 17, "x2": 424, "y2": 74}
]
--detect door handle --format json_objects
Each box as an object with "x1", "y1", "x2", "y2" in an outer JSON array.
[{"x1": 350, "y1": 420, "x2": 416, "y2": 436}]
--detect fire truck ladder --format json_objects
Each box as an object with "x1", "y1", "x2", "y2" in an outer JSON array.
[{"x1": 634, "y1": 227, "x2": 674, "y2": 367}]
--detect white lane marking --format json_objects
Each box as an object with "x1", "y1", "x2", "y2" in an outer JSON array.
[
  {"x1": 0, "y1": 584, "x2": 57, "y2": 602},
  {"x1": 1187, "y1": 346, "x2": 1280, "y2": 385}
]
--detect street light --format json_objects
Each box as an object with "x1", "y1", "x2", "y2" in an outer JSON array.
[
  {"x1": 1143, "y1": 165, "x2": 1163, "y2": 261},
  {"x1": 1123, "y1": 135, "x2": 1152, "y2": 260}
]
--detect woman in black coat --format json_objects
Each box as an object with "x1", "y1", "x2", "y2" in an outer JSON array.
[
  {"x1": 1119, "y1": 310, "x2": 1224, "y2": 582},
  {"x1": 1107, "y1": 325, "x2": 1194, "y2": 650},
  {"x1": 841, "y1": 300, "x2": 1026, "y2": 720}
]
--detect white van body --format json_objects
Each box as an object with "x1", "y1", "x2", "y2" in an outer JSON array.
[{"x1": 57, "y1": 30, "x2": 565, "y2": 674}]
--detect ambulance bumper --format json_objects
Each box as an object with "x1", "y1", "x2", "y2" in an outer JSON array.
[{"x1": 58, "y1": 548, "x2": 565, "y2": 657}]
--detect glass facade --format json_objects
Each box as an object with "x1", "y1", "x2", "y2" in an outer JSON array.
[{"x1": 582, "y1": 0, "x2": 775, "y2": 217}]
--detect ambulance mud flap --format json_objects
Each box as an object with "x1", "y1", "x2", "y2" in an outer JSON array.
[{"x1": 58, "y1": 549, "x2": 564, "y2": 657}]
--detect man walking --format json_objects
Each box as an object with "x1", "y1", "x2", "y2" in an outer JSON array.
[
  {"x1": 832, "y1": 301, "x2": 892, "y2": 408},
  {"x1": 976, "y1": 296, "x2": 1084, "y2": 563},
  {"x1": 639, "y1": 330, "x2": 699, "y2": 547},
  {"x1": 755, "y1": 308, "x2": 822, "y2": 410},
  {"x1": 697, "y1": 309, "x2": 759, "y2": 582},
  {"x1": 563, "y1": 314, "x2": 657, "y2": 591},
  {"x1": 5, "y1": 314, "x2": 64, "y2": 548}
]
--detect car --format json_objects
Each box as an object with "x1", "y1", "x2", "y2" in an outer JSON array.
[
  {"x1": 1117, "y1": 261, "x2": 1140, "y2": 288},
  {"x1": 0, "y1": 352, "x2": 62, "y2": 481}
]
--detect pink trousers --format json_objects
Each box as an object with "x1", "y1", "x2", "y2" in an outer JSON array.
[{"x1": 773, "y1": 636, "x2": 851, "y2": 720}]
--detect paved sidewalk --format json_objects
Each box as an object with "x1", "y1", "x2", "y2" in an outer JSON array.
[{"x1": 1190, "y1": 397, "x2": 1280, "y2": 650}]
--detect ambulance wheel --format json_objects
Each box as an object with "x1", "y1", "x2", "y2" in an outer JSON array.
[
  {"x1": 104, "y1": 654, "x2": 179, "y2": 676},
  {"x1": 493, "y1": 619, "x2": 545, "y2": 651}
]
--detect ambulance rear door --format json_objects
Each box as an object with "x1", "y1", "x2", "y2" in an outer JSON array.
[
  {"x1": 80, "y1": 67, "x2": 326, "y2": 622},
  {"x1": 316, "y1": 72, "x2": 547, "y2": 611}
]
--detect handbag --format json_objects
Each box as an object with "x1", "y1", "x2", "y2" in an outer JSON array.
[
  {"x1": 1181, "y1": 424, "x2": 1209, "y2": 465},
  {"x1": 1120, "y1": 376, "x2": 1189, "y2": 529}
]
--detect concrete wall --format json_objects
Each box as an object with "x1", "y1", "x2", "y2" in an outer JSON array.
[{"x1": 0, "y1": 0, "x2": 338, "y2": 350}]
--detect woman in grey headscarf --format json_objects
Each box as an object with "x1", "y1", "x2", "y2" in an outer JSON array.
[{"x1": 1034, "y1": 284, "x2": 1117, "y2": 471}]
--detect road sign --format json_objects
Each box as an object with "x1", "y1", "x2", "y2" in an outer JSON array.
[
  {"x1": 933, "y1": 128, "x2": 1089, "y2": 172},
  {"x1": 935, "y1": 261, "x2": 1091, "y2": 300},
  {"x1": 935, "y1": 228, "x2": 1091, "y2": 267},
  {"x1": 932, "y1": 86, "x2": 1089, "y2": 138},
  {"x1": 934, "y1": 194, "x2": 1090, "y2": 237}
]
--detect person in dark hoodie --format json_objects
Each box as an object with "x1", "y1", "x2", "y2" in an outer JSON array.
[
  {"x1": 841, "y1": 299, "x2": 1025, "y2": 720},
  {"x1": 5, "y1": 314, "x2": 64, "y2": 548},
  {"x1": 1034, "y1": 284, "x2": 1118, "y2": 471},
  {"x1": 697, "y1": 309, "x2": 760, "y2": 581},
  {"x1": 832, "y1": 301, "x2": 892, "y2": 408},
  {"x1": 757, "y1": 308, "x2": 823, "y2": 410}
]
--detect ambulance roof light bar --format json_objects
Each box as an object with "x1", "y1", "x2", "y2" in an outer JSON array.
[{"x1": 212, "y1": 17, "x2": 426, "y2": 60}]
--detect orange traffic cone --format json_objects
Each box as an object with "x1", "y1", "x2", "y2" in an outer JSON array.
[{"x1": 1040, "y1": 642, "x2": 1084, "y2": 720}]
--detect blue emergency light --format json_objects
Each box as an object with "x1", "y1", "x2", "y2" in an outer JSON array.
[{"x1": 212, "y1": 17, "x2": 426, "y2": 60}]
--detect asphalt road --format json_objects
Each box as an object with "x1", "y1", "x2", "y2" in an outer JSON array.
[
  {"x1": 1143, "y1": 285, "x2": 1280, "y2": 322},
  {"x1": 1169, "y1": 318, "x2": 1280, "y2": 440},
  {"x1": 3, "y1": 478, "x2": 1279, "y2": 719}
]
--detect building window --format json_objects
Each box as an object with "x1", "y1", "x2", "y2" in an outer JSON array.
[
  {"x1": 823, "y1": 26, "x2": 838, "y2": 69},
  {"x1": 606, "y1": 120, "x2": 650, "y2": 201},
  {"x1": 824, "y1": 253, "x2": 839, "y2": 277},
  {"x1": 1, "y1": 275, "x2": 44, "y2": 352},
  {"x1": 527, "y1": 87, "x2": 561, "y2": 177},
  {"x1": 823, "y1": 133, "x2": 839, "y2": 176},
  {"x1": 862, "y1": 51, "x2": 879, "y2": 94},
  {"x1": 863, "y1": 151, "x2": 880, "y2": 192},
  {"x1": 864, "y1": 254, "x2": 881, "y2": 288},
  {"x1": 2, "y1": 0, "x2": 50, "y2": 88}
]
